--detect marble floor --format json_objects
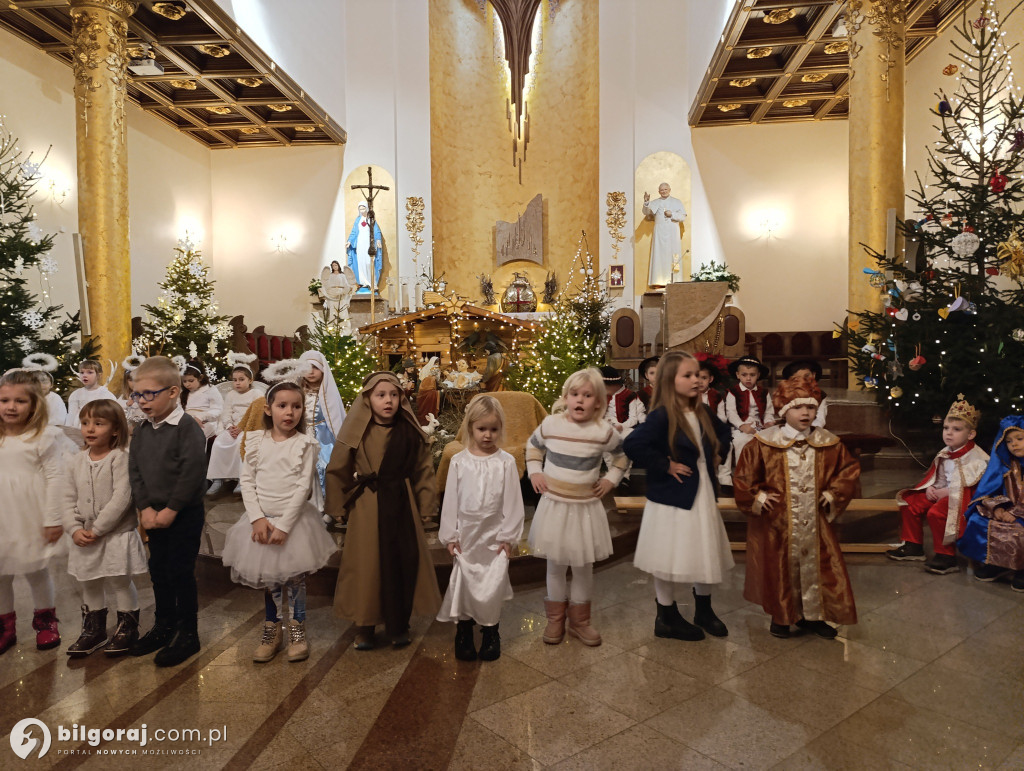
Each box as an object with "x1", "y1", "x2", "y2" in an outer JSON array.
[{"x1": 1, "y1": 551, "x2": 1021, "y2": 770}]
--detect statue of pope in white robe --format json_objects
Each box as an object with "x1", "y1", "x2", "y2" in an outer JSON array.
[{"x1": 642, "y1": 182, "x2": 686, "y2": 287}]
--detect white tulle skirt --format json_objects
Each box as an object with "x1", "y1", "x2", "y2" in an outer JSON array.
[
  {"x1": 221, "y1": 506, "x2": 337, "y2": 589},
  {"x1": 633, "y1": 467, "x2": 734, "y2": 584},
  {"x1": 207, "y1": 431, "x2": 243, "y2": 480},
  {"x1": 68, "y1": 529, "x2": 148, "y2": 581},
  {"x1": 528, "y1": 497, "x2": 612, "y2": 567}
]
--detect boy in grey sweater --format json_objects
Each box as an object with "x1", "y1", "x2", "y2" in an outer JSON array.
[{"x1": 127, "y1": 357, "x2": 208, "y2": 667}]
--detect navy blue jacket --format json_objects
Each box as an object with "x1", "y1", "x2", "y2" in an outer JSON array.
[{"x1": 623, "y1": 405, "x2": 731, "y2": 509}]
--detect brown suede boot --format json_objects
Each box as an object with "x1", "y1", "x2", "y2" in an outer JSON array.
[
  {"x1": 566, "y1": 601, "x2": 602, "y2": 646},
  {"x1": 542, "y1": 599, "x2": 568, "y2": 644}
]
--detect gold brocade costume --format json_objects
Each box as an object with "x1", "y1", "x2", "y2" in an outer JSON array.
[{"x1": 734, "y1": 426, "x2": 860, "y2": 626}]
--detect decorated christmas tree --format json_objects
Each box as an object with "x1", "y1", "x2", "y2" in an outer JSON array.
[
  {"x1": 849, "y1": 0, "x2": 1024, "y2": 433},
  {"x1": 506, "y1": 235, "x2": 612, "y2": 409},
  {"x1": 306, "y1": 309, "x2": 378, "y2": 406},
  {"x1": 136, "y1": 237, "x2": 232, "y2": 379},
  {"x1": 0, "y1": 116, "x2": 94, "y2": 393}
]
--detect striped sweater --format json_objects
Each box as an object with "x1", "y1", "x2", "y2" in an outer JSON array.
[{"x1": 526, "y1": 414, "x2": 629, "y2": 502}]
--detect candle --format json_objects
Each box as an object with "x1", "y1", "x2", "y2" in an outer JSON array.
[
  {"x1": 402, "y1": 281, "x2": 411, "y2": 311},
  {"x1": 415, "y1": 284, "x2": 423, "y2": 309}
]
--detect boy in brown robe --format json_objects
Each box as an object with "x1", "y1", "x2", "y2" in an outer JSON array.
[{"x1": 733, "y1": 375, "x2": 860, "y2": 639}]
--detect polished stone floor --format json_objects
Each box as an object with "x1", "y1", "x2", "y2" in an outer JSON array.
[{"x1": 1, "y1": 550, "x2": 1021, "y2": 769}]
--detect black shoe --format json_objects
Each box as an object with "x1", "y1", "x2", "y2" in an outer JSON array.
[
  {"x1": 154, "y1": 627, "x2": 200, "y2": 667},
  {"x1": 354, "y1": 626, "x2": 375, "y2": 650},
  {"x1": 129, "y1": 621, "x2": 175, "y2": 657},
  {"x1": 974, "y1": 563, "x2": 1012, "y2": 582},
  {"x1": 796, "y1": 619, "x2": 838, "y2": 639},
  {"x1": 1012, "y1": 571, "x2": 1024, "y2": 593},
  {"x1": 454, "y1": 619, "x2": 477, "y2": 661},
  {"x1": 692, "y1": 589, "x2": 728, "y2": 637},
  {"x1": 391, "y1": 631, "x2": 412, "y2": 648},
  {"x1": 769, "y1": 622, "x2": 790, "y2": 638},
  {"x1": 925, "y1": 554, "x2": 960, "y2": 575},
  {"x1": 886, "y1": 542, "x2": 926, "y2": 561},
  {"x1": 104, "y1": 610, "x2": 140, "y2": 656},
  {"x1": 479, "y1": 624, "x2": 500, "y2": 661},
  {"x1": 654, "y1": 601, "x2": 705, "y2": 642},
  {"x1": 67, "y1": 606, "x2": 108, "y2": 657}
]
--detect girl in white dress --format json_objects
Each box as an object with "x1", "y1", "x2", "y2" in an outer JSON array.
[
  {"x1": 624, "y1": 350, "x2": 734, "y2": 642},
  {"x1": 119, "y1": 355, "x2": 147, "y2": 435},
  {"x1": 0, "y1": 370, "x2": 68, "y2": 654},
  {"x1": 438, "y1": 396, "x2": 525, "y2": 662},
  {"x1": 181, "y1": 358, "x2": 223, "y2": 439},
  {"x1": 61, "y1": 400, "x2": 147, "y2": 657},
  {"x1": 33, "y1": 370, "x2": 68, "y2": 426},
  {"x1": 527, "y1": 368, "x2": 629, "y2": 647},
  {"x1": 221, "y1": 381, "x2": 337, "y2": 663},
  {"x1": 206, "y1": 355, "x2": 262, "y2": 496}
]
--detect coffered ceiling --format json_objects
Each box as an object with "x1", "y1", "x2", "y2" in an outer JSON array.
[
  {"x1": 690, "y1": 0, "x2": 976, "y2": 127},
  {"x1": 0, "y1": 0, "x2": 346, "y2": 148}
]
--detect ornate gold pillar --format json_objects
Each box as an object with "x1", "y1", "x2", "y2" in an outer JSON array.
[
  {"x1": 848, "y1": 1, "x2": 906, "y2": 383},
  {"x1": 70, "y1": 0, "x2": 137, "y2": 374}
]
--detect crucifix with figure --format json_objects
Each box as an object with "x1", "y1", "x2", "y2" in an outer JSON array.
[{"x1": 351, "y1": 166, "x2": 390, "y2": 322}]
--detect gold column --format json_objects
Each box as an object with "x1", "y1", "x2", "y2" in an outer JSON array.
[
  {"x1": 70, "y1": 0, "x2": 137, "y2": 376},
  {"x1": 848, "y1": 1, "x2": 906, "y2": 381}
]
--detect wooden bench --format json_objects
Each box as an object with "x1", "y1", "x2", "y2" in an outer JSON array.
[{"x1": 613, "y1": 496, "x2": 901, "y2": 553}]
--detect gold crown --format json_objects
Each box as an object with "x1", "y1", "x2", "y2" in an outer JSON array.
[{"x1": 945, "y1": 393, "x2": 980, "y2": 428}]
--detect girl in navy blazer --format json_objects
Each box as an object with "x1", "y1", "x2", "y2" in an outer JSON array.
[{"x1": 624, "y1": 351, "x2": 733, "y2": 642}]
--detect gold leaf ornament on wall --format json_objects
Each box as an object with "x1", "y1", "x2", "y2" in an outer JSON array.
[
  {"x1": 169, "y1": 79, "x2": 196, "y2": 90},
  {"x1": 824, "y1": 40, "x2": 850, "y2": 55},
  {"x1": 605, "y1": 192, "x2": 627, "y2": 261},
  {"x1": 266, "y1": 104, "x2": 293, "y2": 112},
  {"x1": 782, "y1": 99, "x2": 809, "y2": 108},
  {"x1": 152, "y1": 2, "x2": 187, "y2": 20},
  {"x1": 206, "y1": 105, "x2": 232, "y2": 115},
  {"x1": 405, "y1": 196, "x2": 426, "y2": 268},
  {"x1": 801, "y1": 72, "x2": 828, "y2": 83},
  {"x1": 197, "y1": 44, "x2": 230, "y2": 58},
  {"x1": 729, "y1": 77, "x2": 756, "y2": 87},
  {"x1": 763, "y1": 9, "x2": 796, "y2": 25},
  {"x1": 747, "y1": 47, "x2": 773, "y2": 59},
  {"x1": 717, "y1": 103, "x2": 742, "y2": 112},
  {"x1": 236, "y1": 77, "x2": 264, "y2": 88}
]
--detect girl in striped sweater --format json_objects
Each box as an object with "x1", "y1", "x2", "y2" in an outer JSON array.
[{"x1": 527, "y1": 368, "x2": 629, "y2": 646}]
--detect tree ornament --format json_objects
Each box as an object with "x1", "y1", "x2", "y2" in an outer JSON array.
[
  {"x1": 950, "y1": 231, "x2": 980, "y2": 257},
  {"x1": 973, "y1": 15, "x2": 989, "y2": 28},
  {"x1": 912, "y1": 312, "x2": 921, "y2": 321},
  {"x1": 890, "y1": 386, "x2": 904, "y2": 398},
  {"x1": 863, "y1": 376, "x2": 878, "y2": 389},
  {"x1": 990, "y1": 168, "x2": 1008, "y2": 193},
  {"x1": 937, "y1": 99, "x2": 952, "y2": 116},
  {"x1": 908, "y1": 355, "x2": 927, "y2": 371},
  {"x1": 997, "y1": 231, "x2": 1024, "y2": 280},
  {"x1": 941, "y1": 212, "x2": 953, "y2": 227},
  {"x1": 1012, "y1": 328, "x2": 1024, "y2": 342},
  {"x1": 1011, "y1": 128, "x2": 1024, "y2": 153},
  {"x1": 895, "y1": 308, "x2": 909, "y2": 321},
  {"x1": 942, "y1": 64, "x2": 958, "y2": 76}
]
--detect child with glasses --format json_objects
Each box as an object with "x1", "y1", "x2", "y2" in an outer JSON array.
[{"x1": 126, "y1": 356, "x2": 208, "y2": 667}]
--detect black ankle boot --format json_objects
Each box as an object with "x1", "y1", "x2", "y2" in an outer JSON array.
[
  {"x1": 67, "y1": 606, "x2": 108, "y2": 657},
  {"x1": 454, "y1": 619, "x2": 477, "y2": 661},
  {"x1": 104, "y1": 610, "x2": 140, "y2": 656},
  {"x1": 154, "y1": 624, "x2": 200, "y2": 667},
  {"x1": 692, "y1": 589, "x2": 728, "y2": 637},
  {"x1": 479, "y1": 624, "x2": 500, "y2": 661},
  {"x1": 129, "y1": 619, "x2": 175, "y2": 657},
  {"x1": 654, "y1": 601, "x2": 705, "y2": 641}
]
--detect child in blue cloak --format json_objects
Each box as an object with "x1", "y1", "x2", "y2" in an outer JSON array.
[{"x1": 959, "y1": 415, "x2": 1024, "y2": 591}]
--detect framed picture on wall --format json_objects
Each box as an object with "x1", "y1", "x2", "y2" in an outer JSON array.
[{"x1": 609, "y1": 264, "x2": 624, "y2": 288}]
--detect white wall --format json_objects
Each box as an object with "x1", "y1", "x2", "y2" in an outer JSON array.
[
  {"x1": 0, "y1": 32, "x2": 213, "y2": 324},
  {"x1": 210, "y1": 146, "x2": 345, "y2": 333}
]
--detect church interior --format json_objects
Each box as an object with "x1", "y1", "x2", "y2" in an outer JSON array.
[{"x1": 1, "y1": 0, "x2": 1023, "y2": 768}]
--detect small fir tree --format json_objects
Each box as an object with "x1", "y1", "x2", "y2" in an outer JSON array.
[
  {"x1": 505, "y1": 237, "x2": 612, "y2": 409},
  {"x1": 136, "y1": 238, "x2": 231, "y2": 379},
  {"x1": 306, "y1": 309, "x2": 378, "y2": 406},
  {"x1": 0, "y1": 117, "x2": 95, "y2": 393},
  {"x1": 849, "y1": 0, "x2": 1024, "y2": 434}
]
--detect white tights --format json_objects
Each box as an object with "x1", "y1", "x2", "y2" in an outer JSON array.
[
  {"x1": 654, "y1": 578, "x2": 714, "y2": 606},
  {"x1": 0, "y1": 569, "x2": 55, "y2": 614},
  {"x1": 80, "y1": 576, "x2": 138, "y2": 612},
  {"x1": 546, "y1": 561, "x2": 594, "y2": 604}
]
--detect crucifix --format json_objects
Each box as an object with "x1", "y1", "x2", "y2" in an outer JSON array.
[{"x1": 351, "y1": 166, "x2": 390, "y2": 322}]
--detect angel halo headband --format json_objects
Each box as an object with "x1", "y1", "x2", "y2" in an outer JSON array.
[{"x1": 227, "y1": 351, "x2": 258, "y2": 377}]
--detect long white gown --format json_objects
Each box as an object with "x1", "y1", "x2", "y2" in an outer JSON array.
[
  {"x1": 208, "y1": 388, "x2": 262, "y2": 479},
  {"x1": 437, "y1": 449, "x2": 525, "y2": 626},
  {"x1": 643, "y1": 195, "x2": 687, "y2": 286}
]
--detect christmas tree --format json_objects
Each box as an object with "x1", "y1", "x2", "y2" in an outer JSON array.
[
  {"x1": 505, "y1": 235, "x2": 612, "y2": 409},
  {"x1": 0, "y1": 116, "x2": 94, "y2": 393},
  {"x1": 136, "y1": 238, "x2": 232, "y2": 379},
  {"x1": 849, "y1": 0, "x2": 1024, "y2": 433},
  {"x1": 306, "y1": 309, "x2": 378, "y2": 406}
]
